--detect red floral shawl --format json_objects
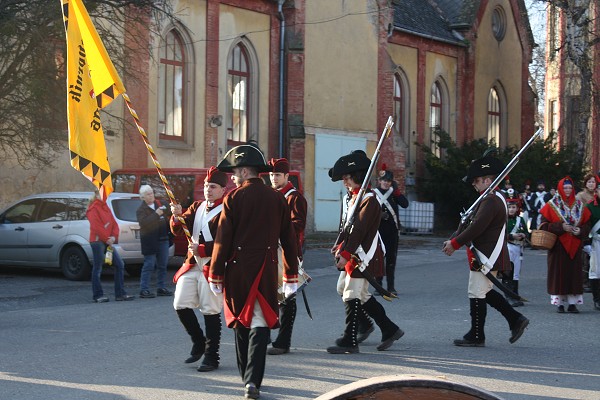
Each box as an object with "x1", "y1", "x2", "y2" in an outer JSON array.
[{"x1": 540, "y1": 176, "x2": 591, "y2": 258}]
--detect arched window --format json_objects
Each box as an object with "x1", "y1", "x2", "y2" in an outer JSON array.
[
  {"x1": 394, "y1": 69, "x2": 410, "y2": 162},
  {"x1": 158, "y1": 29, "x2": 186, "y2": 140},
  {"x1": 227, "y1": 43, "x2": 251, "y2": 147},
  {"x1": 429, "y1": 81, "x2": 443, "y2": 157},
  {"x1": 487, "y1": 88, "x2": 501, "y2": 145}
]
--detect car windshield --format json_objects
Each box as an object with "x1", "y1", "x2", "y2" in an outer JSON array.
[{"x1": 111, "y1": 198, "x2": 142, "y2": 222}]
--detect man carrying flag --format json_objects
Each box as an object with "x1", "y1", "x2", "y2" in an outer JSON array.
[{"x1": 61, "y1": 0, "x2": 125, "y2": 199}]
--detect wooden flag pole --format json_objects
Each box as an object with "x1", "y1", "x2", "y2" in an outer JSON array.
[{"x1": 121, "y1": 93, "x2": 192, "y2": 243}]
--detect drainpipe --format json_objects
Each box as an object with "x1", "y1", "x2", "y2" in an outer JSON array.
[{"x1": 277, "y1": 0, "x2": 285, "y2": 157}]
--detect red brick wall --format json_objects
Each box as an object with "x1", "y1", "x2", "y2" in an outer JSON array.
[{"x1": 123, "y1": 7, "x2": 151, "y2": 168}]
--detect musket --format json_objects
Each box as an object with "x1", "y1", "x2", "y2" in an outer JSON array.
[
  {"x1": 458, "y1": 128, "x2": 543, "y2": 228},
  {"x1": 335, "y1": 116, "x2": 396, "y2": 301},
  {"x1": 454, "y1": 128, "x2": 543, "y2": 302}
]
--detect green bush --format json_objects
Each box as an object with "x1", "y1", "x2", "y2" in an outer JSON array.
[{"x1": 418, "y1": 129, "x2": 585, "y2": 231}]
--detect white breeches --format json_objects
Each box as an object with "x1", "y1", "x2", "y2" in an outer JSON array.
[
  {"x1": 173, "y1": 265, "x2": 223, "y2": 314},
  {"x1": 508, "y1": 243, "x2": 523, "y2": 280},
  {"x1": 468, "y1": 270, "x2": 495, "y2": 299},
  {"x1": 336, "y1": 271, "x2": 372, "y2": 303}
]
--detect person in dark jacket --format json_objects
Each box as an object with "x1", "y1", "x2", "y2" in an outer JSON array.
[
  {"x1": 327, "y1": 150, "x2": 404, "y2": 354},
  {"x1": 373, "y1": 164, "x2": 409, "y2": 295},
  {"x1": 209, "y1": 144, "x2": 298, "y2": 400},
  {"x1": 137, "y1": 185, "x2": 173, "y2": 298},
  {"x1": 87, "y1": 190, "x2": 134, "y2": 303},
  {"x1": 442, "y1": 155, "x2": 529, "y2": 347}
]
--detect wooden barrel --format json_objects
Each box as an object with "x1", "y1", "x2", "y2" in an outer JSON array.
[{"x1": 315, "y1": 374, "x2": 505, "y2": 400}]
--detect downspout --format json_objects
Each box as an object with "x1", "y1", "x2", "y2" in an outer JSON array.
[{"x1": 277, "y1": 0, "x2": 285, "y2": 157}]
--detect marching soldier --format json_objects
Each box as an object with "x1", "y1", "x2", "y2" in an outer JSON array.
[
  {"x1": 267, "y1": 158, "x2": 308, "y2": 356},
  {"x1": 442, "y1": 155, "x2": 529, "y2": 347},
  {"x1": 373, "y1": 164, "x2": 409, "y2": 295},
  {"x1": 169, "y1": 167, "x2": 227, "y2": 372},
  {"x1": 209, "y1": 144, "x2": 298, "y2": 400},
  {"x1": 327, "y1": 150, "x2": 404, "y2": 354}
]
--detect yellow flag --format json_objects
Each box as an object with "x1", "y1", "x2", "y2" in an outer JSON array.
[{"x1": 61, "y1": 0, "x2": 126, "y2": 199}]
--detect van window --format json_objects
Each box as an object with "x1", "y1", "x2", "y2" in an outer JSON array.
[
  {"x1": 113, "y1": 173, "x2": 136, "y2": 193},
  {"x1": 111, "y1": 198, "x2": 142, "y2": 222},
  {"x1": 2, "y1": 199, "x2": 39, "y2": 223},
  {"x1": 140, "y1": 174, "x2": 195, "y2": 208}
]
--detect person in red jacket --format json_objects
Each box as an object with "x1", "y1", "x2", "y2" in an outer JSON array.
[{"x1": 86, "y1": 190, "x2": 134, "y2": 303}]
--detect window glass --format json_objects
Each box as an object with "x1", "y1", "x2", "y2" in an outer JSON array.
[
  {"x1": 227, "y1": 43, "x2": 250, "y2": 146},
  {"x1": 430, "y1": 82, "x2": 442, "y2": 157},
  {"x1": 487, "y1": 88, "x2": 500, "y2": 144},
  {"x1": 159, "y1": 29, "x2": 185, "y2": 139},
  {"x1": 68, "y1": 198, "x2": 89, "y2": 221},
  {"x1": 1, "y1": 199, "x2": 39, "y2": 224},
  {"x1": 37, "y1": 198, "x2": 69, "y2": 222},
  {"x1": 111, "y1": 199, "x2": 142, "y2": 222},
  {"x1": 140, "y1": 174, "x2": 195, "y2": 208},
  {"x1": 112, "y1": 173, "x2": 136, "y2": 193}
]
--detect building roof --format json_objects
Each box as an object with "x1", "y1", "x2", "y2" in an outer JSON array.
[{"x1": 392, "y1": 0, "x2": 472, "y2": 44}]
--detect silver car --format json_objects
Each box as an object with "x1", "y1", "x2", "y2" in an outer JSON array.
[{"x1": 0, "y1": 192, "x2": 173, "y2": 280}]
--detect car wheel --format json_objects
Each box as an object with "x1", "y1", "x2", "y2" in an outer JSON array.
[
  {"x1": 61, "y1": 246, "x2": 91, "y2": 281},
  {"x1": 125, "y1": 264, "x2": 142, "y2": 277}
]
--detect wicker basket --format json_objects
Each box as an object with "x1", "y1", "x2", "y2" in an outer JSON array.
[{"x1": 530, "y1": 230, "x2": 558, "y2": 250}]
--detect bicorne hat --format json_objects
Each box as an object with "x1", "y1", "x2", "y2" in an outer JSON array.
[
  {"x1": 268, "y1": 158, "x2": 290, "y2": 174},
  {"x1": 463, "y1": 156, "x2": 505, "y2": 183},
  {"x1": 204, "y1": 166, "x2": 228, "y2": 187},
  {"x1": 378, "y1": 163, "x2": 393, "y2": 181},
  {"x1": 217, "y1": 144, "x2": 270, "y2": 173},
  {"x1": 329, "y1": 150, "x2": 371, "y2": 182}
]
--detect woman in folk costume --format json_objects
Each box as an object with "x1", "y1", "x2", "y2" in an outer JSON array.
[
  {"x1": 585, "y1": 175, "x2": 600, "y2": 311},
  {"x1": 504, "y1": 190, "x2": 530, "y2": 307},
  {"x1": 539, "y1": 176, "x2": 592, "y2": 313},
  {"x1": 169, "y1": 167, "x2": 228, "y2": 372}
]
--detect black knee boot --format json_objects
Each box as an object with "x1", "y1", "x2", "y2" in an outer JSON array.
[
  {"x1": 176, "y1": 308, "x2": 205, "y2": 363},
  {"x1": 356, "y1": 303, "x2": 375, "y2": 343},
  {"x1": 327, "y1": 299, "x2": 360, "y2": 354},
  {"x1": 362, "y1": 296, "x2": 404, "y2": 351},
  {"x1": 198, "y1": 313, "x2": 221, "y2": 372},
  {"x1": 502, "y1": 277, "x2": 524, "y2": 307},
  {"x1": 270, "y1": 298, "x2": 296, "y2": 353},
  {"x1": 454, "y1": 298, "x2": 486, "y2": 347},
  {"x1": 386, "y1": 262, "x2": 397, "y2": 294},
  {"x1": 486, "y1": 289, "x2": 529, "y2": 343},
  {"x1": 590, "y1": 279, "x2": 600, "y2": 310}
]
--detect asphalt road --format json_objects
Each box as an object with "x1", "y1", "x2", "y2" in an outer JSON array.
[{"x1": 1, "y1": 236, "x2": 599, "y2": 400}]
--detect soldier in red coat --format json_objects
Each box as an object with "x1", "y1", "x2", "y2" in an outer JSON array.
[
  {"x1": 443, "y1": 155, "x2": 529, "y2": 347},
  {"x1": 327, "y1": 150, "x2": 404, "y2": 354},
  {"x1": 170, "y1": 167, "x2": 228, "y2": 372},
  {"x1": 266, "y1": 157, "x2": 308, "y2": 356},
  {"x1": 209, "y1": 144, "x2": 298, "y2": 400}
]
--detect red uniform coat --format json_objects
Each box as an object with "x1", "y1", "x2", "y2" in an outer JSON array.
[
  {"x1": 280, "y1": 182, "x2": 307, "y2": 258},
  {"x1": 451, "y1": 190, "x2": 510, "y2": 272},
  {"x1": 170, "y1": 199, "x2": 222, "y2": 282},
  {"x1": 336, "y1": 190, "x2": 385, "y2": 278},
  {"x1": 209, "y1": 178, "x2": 299, "y2": 329}
]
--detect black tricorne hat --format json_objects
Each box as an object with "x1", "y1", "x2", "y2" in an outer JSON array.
[
  {"x1": 217, "y1": 144, "x2": 270, "y2": 173},
  {"x1": 462, "y1": 156, "x2": 505, "y2": 183},
  {"x1": 329, "y1": 150, "x2": 371, "y2": 182}
]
